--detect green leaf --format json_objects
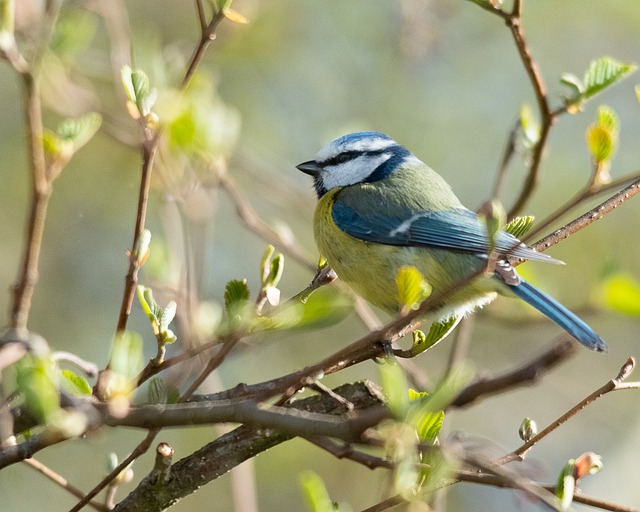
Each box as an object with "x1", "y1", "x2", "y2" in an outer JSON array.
[
  {"x1": 518, "y1": 417, "x2": 537, "y2": 442},
  {"x1": 404, "y1": 317, "x2": 460, "y2": 358},
  {"x1": 408, "y1": 393, "x2": 444, "y2": 444},
  {"x1": 601, "y1": 273, "x2": 640, "y2": 316},
  {"x1": 148, "y1": 377, "x2": 168, "y2": 404},
  {"x1": 121, "y1": 66, "x2": 137, "y2": 103},
  {"x1": 299, "y1": 471, "x2": 338, "y2": 512},
  {"x1": 57, "y1": 112, "x2": 102, "y2": 151},
  {"x1": 50, "y1": 10, "x2": 96, "y2": 58},
  {"x1": 256, "y1": 286, "x2": 352, "y2": 332},
  {"x1": 16, "y1": 355, "x2": 60, "y2": 424},
  {"x1": 582, "y1": 56, "x2": 637, "y2": 101},
  {"x1": 0, "y1": 0, "x2": 15, "y2": 45},
  {"x1": 42, "y1": 129, "x2": 63, "y2": 157},
  {"x1": 133, "y1": 229, "x2": 152, "y2": 265},
  {"x1": 504, "y1": 215, "x2": 535, "y2": 239},
  {"x1": 596, "y1": 105, "x2": 619, "y2": 133},
  {"x1": 224, "y1": 279, "x2": 251, "y2": 312},
  {"x1": 260, "y1": 245, "x2": 276, "y2": 283},
  {"x1": 131, "y1": 69, "x2": 150, "y2": 105},
  {"x1": 212, "y1": 0, "x2": 233, "y2": 13},
  {"x1": 586, "y1": 125, "x2": 614, "y2": 164},
  {"x1": 463, "y1": 0, "x2": 495, "y2": 8},
  {"x1": 61, "y1": 369, "x2": 92, "y2": 396},
  {"x1": 423, "y1": 364, "x2": 474, "y2": 413},
  {"x1": 137, "y1": 285, "x2": 158, "y2": 324},
  {"x1": 478, "y1": 200, "x2": 506, "y2": 254},
  {"x1": 136, "y1": 285, "x2": 177, "y2": 344},
  {"x1": 407, "y1": 390, "x2": 445, "y2": 446},
  {"x1": 555, "y1": 461, "x2": 576, "y2": 511},
  {"x1": 121, "y1": 66, "x2": 157, "y2": 116},
  {"x1": 586, "y1": 106, "x2": 619, "y2": 169},
  {"x1": 396, "y1": 266, "x2": 432, "y2": 314},
  {"x1": 379, "y1": 360, "x2": 409, "y2": 419},
  {"x1": 560, "y1": 72, "x2": 584, "y2": 98},
  {"x1": 267, "y1": 253, "x2": 284, "y2": 288},
  {"x1": 160, "y1": 301, "x2": 177, "y2": 331},
  {"x1": 520, "y1": 104, "x2": 540, "y2": 148},
  {"x1": 110, "y1": 331, "x2": 144, "y2": 382}
]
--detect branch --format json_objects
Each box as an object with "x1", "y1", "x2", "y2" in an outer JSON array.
[
  {"x1": 218, "y1": 171, "x2": 316, "y2": 271},
  {"x1": 6, "y1": 51, "x2": 51, "y2": 332},
  {"x1": 495, "y1": 357, "x2": 639, "y2": 465},
  {"x1": 0, "y1": 428, "x2": 69, "y2": 469},
  {"x1": 182, "y1": 9, "x2": 227, "y2": 90},
  {"x1": 524, "y1": 171, "x2": 640, "y2": 243},
  {"x1": 23, "y1": 458, "x2": 109, "y2": 512},
  {"x1": 102, "y1": 397, "x2": 388, "y2": 443},
  {"x1": 529, "y1": 177, "x2": 640, "y2": 252},
  {"x1": 451, "y1": 337, "x2": 577, "y2": 408},
  {"x1": 114, "y1": 136, "x2": 160, "y2": 334},
  {"x1": 110, "y1": 382, "x2": 384, "y2": 512},
  {"x1": 504, "y1": 11, "x2": 555, "y2": 218},
  {"x1": 456, "y1": 471, "x2": 640, "y2": 512},
  {"x1": 68, "y1": 430, "x2": 159, "y2": 512}
]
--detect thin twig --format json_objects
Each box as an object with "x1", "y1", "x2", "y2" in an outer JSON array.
[
  {"x1": 9, "y1": 65, "x2": 50, "y2": 332},
  {"x1": 495, "y1": 357, "x2": 638, "y2": 465},
  {"x1": 135, "y1": 336, "x2": 222, "y2": 387},
  {"x1": 194, "y1": 0, "x2": 207, "y2": 31},
  {"x1": 182, "y1": 10, "x2": 227, "y2": 89},
  {"x1": 305, "y1": 436, "x2": 392, "y2": 469},
  {"x1": 504, "y1": 13, "x2": 555, "y2": 218},
  {"x1": 218, "y1": 170, "x2": 316, "y2": 271},
  {"x1": 451, "y1": 337, "x2": 576, "y2": 408},
  {"x1": 181, "y1": 336, "x2": 241, "y2": 399},
  {"x1": 456, "y1": 471, "x2": 640, "y2": 512},
  {"x1": 68, "y1": 429, "x2": 159, "y2": 512},
  {"x1": 492, "y1": 119, "x2": 521, "y2": 201},
  {"x1": 115, "y1": 135, "x2": 160, "y2": 335},
  {"x1": 23, "y1": 458, "x2": 109, "y2": 512},
  {"x1": 530, "y1": 177, "x2": 640, "y2": 254},
  {"x1": 523, "y1": 170, "x2": 640, "y2": 243}
]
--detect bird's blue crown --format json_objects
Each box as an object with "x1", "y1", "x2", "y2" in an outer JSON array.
[{"x1": 311, "y1": 131, "x2": 412, "y2": 197}]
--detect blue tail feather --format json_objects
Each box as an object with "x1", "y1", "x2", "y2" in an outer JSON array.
[{"x1": 508, "y1": 280, "x2": 607, "y2": 352}]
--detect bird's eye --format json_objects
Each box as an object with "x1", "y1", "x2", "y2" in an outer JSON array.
[{"x1": 336, "y1": 152, "x2": 353, "y2": 164}]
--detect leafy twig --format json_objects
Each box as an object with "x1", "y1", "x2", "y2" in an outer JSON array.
[{"x1": 115, "y1": 136, "x2": 160, "y2": 335}]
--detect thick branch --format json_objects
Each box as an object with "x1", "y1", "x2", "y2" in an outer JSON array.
[
  {"x1": 111, "y1": 382, "x2": 384, "y2": 512},
  {"x1": 102, "y1": 395, "x2": 388, "y2": 443}
]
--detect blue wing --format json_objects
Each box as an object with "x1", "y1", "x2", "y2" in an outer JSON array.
[{"x1": 332, "y1": 200, "x2": 556, "y2": 263}]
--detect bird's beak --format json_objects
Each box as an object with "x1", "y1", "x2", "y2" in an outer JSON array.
[{"x1": 296, "y1": 160, "x2": 322, "y2": 177}]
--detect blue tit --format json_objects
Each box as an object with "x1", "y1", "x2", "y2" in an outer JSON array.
[{"x1": 296, "y1": 131, "x2": 606, "y2": 352}]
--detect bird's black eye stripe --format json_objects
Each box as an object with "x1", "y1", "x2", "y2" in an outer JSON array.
[{"x1": 321, "y1": 149, "x2": 388, "y2": 167}]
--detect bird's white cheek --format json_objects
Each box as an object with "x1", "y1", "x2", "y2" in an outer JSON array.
[{"x1": 322, "y1": 154, "x2": 392, "y2": 190}]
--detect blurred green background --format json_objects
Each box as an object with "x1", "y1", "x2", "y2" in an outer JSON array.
[{"x1": 1, "y1": 1, "x2": 640, "y2": 510}]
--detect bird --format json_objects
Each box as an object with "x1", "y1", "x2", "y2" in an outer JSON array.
[{"x1": 296, "y1": 131, "x2": 606, "y2": 352}]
